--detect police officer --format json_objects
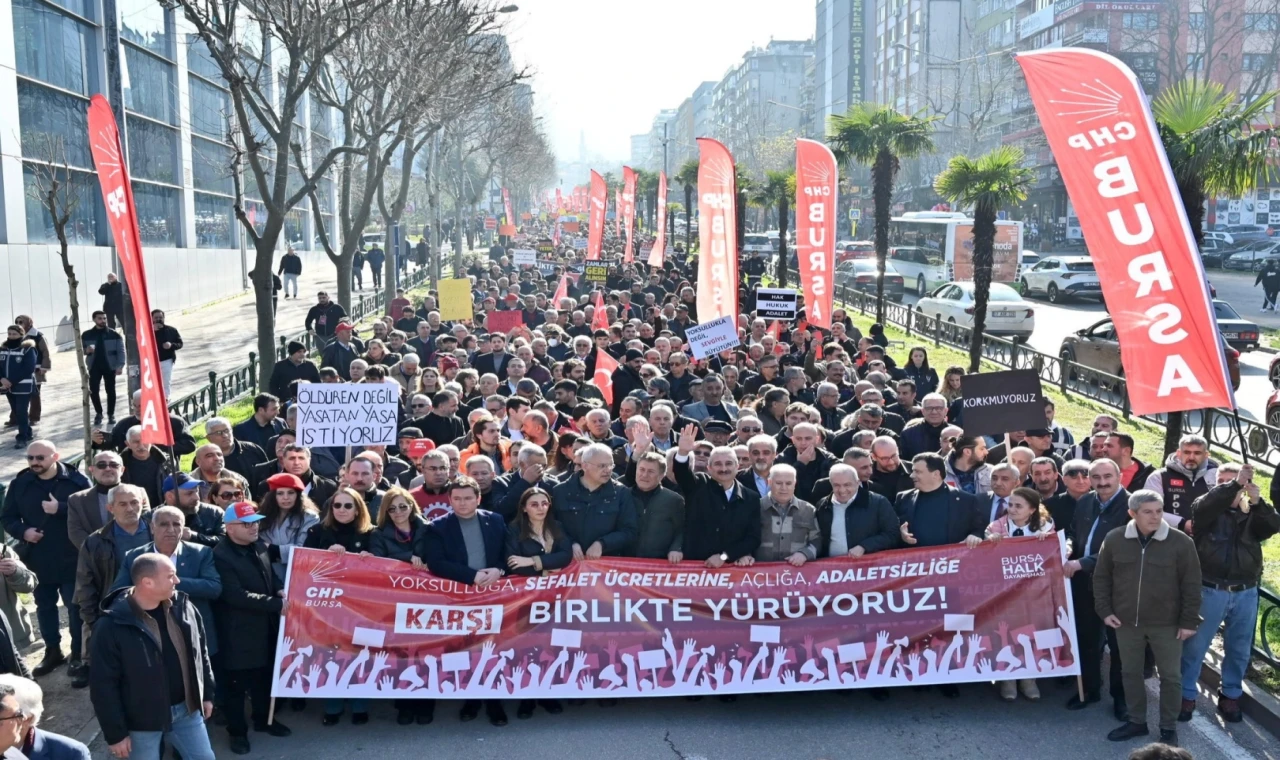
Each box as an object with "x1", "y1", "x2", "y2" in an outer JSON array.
[{"x1": 1141, "y1": 434, "x2": 1216, "y2": 533}]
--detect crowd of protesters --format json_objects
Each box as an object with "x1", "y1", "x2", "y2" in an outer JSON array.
[{"x1": 0, "y1": 223, "x2": 1272, "y2": 758}]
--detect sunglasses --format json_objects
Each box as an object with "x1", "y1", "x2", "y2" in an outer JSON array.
[
  {"x1": 25, "y1": 455, "x2": 46, "y2": 462},
  {"x1": 387, "y1": 503, "x2": 412, "y2": 513},
  {"x1": 219, "y1": 490, "x2": 244, "y2": 499},
  {"x1": 331, "y1": 502, "x2": 356, "y2": 511},
  {"x1": 740, "y1": 427, "x2": 761, "y2": 434},
  {"x1": 95, "y1": 461, "x2": 122, "y2": 469}
]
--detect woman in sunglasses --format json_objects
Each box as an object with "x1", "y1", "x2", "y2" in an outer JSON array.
[
  {"x1": 305, "y1": 488, "x2": 374, "y2": 726},
  {"x1": 504, "y1": 488, "x2": 569, "y2": 719},
  {"x1": 371, "y1": 486, "x2": 435, "y2": 726},
  {"x1": 208, "y1": 478, "x2": 246, "y2": 509}
]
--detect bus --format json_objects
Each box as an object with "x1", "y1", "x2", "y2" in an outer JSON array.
[{"x1": 885, "y1": 211, "x2": 1024, "y2": 296}]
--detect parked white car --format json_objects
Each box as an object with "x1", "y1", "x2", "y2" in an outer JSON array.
[
  {"x1": 914, "y1": 282, "x2": 1036, "y2": 342},
  {"x1": 743, "y1": 234, "x2": 773, "y2": 255},
  {"x1": 1019, "y1": 255, "x2": 1101, "y2": 303}
]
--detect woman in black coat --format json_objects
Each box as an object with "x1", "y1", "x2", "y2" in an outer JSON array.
[
  {"x1": 305, "y1": 488, "x2": 374, "y2": 725},
  {"x1": 371, "y1": 487, "x2": 436, "y2": 726},
  {"x1": 504, "y1": 488, "x2": 570, "y2": 719}
]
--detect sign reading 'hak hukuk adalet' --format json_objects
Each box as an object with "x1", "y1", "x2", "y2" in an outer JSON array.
[{"x1": 959, "y1": 369, "x2": 1045, "y2": 437}]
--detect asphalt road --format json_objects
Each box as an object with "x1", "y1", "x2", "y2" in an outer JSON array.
[
  {"x1": 188, "y1": 678, "x2": 1273, "y2": 760},
  {"x1": 898, "y1": 268, "x2": 1280, "y2": 425}
]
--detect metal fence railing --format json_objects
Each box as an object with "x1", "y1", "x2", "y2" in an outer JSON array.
[{"x1": 836, "y1": 283, "x2": 1280, "y2": 666}]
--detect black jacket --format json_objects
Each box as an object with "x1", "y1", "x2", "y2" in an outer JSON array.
[
  {"x1": 671, "y1": 456, "x2": 761, "y2": 562},
  {"x1": 319, "y1": 340, "x2": 364, "y2": 380},
  {"x1": 893, "y1": 486, "x2": 985, "y2": 545},
  {"x1": 1066, "y1": 488, "x2": 1132, "y2": 575},
  {"x1": 1191, "y1": 481, "x2": 1280, "y2": 584},
  {"x1": 868, "y1": 464, "x2": 913, "y2": 502},
  {"x1": 120, "y1": 447, "x2": 170, "y2": 508},
  {"x1": 98, "y1": 280, "x2": 123, "y2": 313},
  {"x1": 493, "y1": 472, "x2": 560, "y2": 523},
  {"x1": 504, "y1": 522, "x2": 574, "y2": 576},
  {"x1": 609, "y1": 366, "x2": 645, "y2": 417},
  {"x1": 304, "y1": 521, "x2": 373, "y2": 554},
  {"x1": 775, "y1": 448, "x2": 837, "y2": 504},
  {"x1": 424, "y1": 511, "x2": 507, "y2": 584},
  {"x1": 371, "y1": 516, "x2": 429, "y2": 563},
  {"x1": 305, "y1": 302, "x2": 347, "y2": 338},
  {"x1": 549, "y1": 474, "x2": 638, "y2": 555},
  {"x1": 106, "y1": 414, "x2": 197, "y2": 456},
  {"x1": 177, "y1": 503, "x2": 225, "y2": 547},
  {"x1": 232, "y1": 416, "x2": 286, "y2": 453},
  {"x1": 1, "y1": 464, "x2": 91, "y2": 583},
  {"x1": 269, "y1": 358, "x2": 321, "y2": 402},
  {"x1": 212, "y1": 539, "x2": 283, "y2": 671},
  {"x1": 154, "y1": 326, "x2": 183, "y2": 363},
  {"x1": 89, "y1": 588, "x2": 214, "y2": 745},
  {"x1": 901, "y1": 419, "x2": 946, "y2": 459},
  {"x1": 222, "y1": 440, "x2": 268, "y2": 483},
  {"x1": 814, "y1": 487, "x2": 900, "y2": 558}
]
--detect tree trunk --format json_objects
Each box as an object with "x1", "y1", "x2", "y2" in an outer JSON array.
[
  {"x1": 735, "y1": 190, "x2": 746, "y2": 258},
  {"x1": 872, "y1": 148, "x2": 895, "y2": 324},
  {"x1": 776, "y1": 197, "x2": 790, "y2": 287},
  {"x1": 968, "y1": 206, "x2": 997, "y2": 373},
  {"x1": 252, "y1": 240, "x2": 279, "y2": 390},
  {"x1": 52, "y1": 212, "x2": 93, "y2": 461}
]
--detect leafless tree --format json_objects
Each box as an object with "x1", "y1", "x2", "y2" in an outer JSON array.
[{"x1": 24, "y1": 135, "x2": 94, "y2": 461}]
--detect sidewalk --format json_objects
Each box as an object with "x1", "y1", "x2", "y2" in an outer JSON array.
[{"x1": 0, "y1": 267, "x2": 353, "y2": 481}]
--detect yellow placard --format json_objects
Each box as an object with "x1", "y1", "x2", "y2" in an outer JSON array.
[{"x1": 438, "y1": 278, "x2": 474, "y2": 322}]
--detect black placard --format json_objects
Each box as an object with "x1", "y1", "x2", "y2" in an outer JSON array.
[{"x1": 959, "y1": 370, "x2": 1046, "y2": 437}]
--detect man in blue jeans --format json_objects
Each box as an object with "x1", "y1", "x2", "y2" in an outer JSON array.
[
  {"x1": 0, "y1": 441, "x2": 89, "y2": 681},
  {"x1": 1180, "y1": 463, "x2": 1280, "y2": 723},
  {"x1": 89, "y1": 553, "x2": 215, "y2": 760}
]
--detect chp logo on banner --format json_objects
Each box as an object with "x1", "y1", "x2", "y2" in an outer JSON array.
[
  {"x1": 651, "y1": 171, "x2": 669, "y2": 268},
  {"x1": 271, "y1": 541, "x2": 1080, "y2": 700},
  {"x1": 587, "y1": 170, "x2": 607, "y2": 261},
  {"x1": 697, "y1": 137, "x2": 739, "y2": 326},
  {"x1": 86, "y1": 95, "x2": 173, "y2": 446},
  {"x1": 1016, "y1": 49, "x2": 1233, "y2": 415},
  {"x1": 622, "y1": 166, "x2": 638, "y2": 263},
  {"x1": 795, "y1": 138, "x2": 837, "y2": 330}
]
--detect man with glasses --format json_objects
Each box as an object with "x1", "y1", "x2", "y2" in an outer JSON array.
[
  {"x1": 74, "y1": 484, "x2": 151, "y2": 690},
  {"x1": 202, "y1": 417, "x2": 268, "y2": 486},
  {"x1": 67, "y1": 452, "x2": 123, "y2": 550},
  {"x1": 120, "y1": 425, "x2": 168, "y2": 508},
  {"x1": 1046, "y1": 459, "x2": 1093, "y2": 531},
  {"x1": 410, "y1": 450, "x2": 455, "y2": 521},
  {"x1": 900, "y1": 393, "x2": 950, "y2": 459},
  {"x1": 551, "y1": 444, "x2": 638, "y2": 561},
  {"x1": 3, "y1": 441, "x2": 90, "y2": 680},
  {"x1": 0, "y1": 675, "x2": 91, "y2": 759}
]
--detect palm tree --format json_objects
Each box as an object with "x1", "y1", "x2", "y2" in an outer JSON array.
[
  {"x1": 1152, "y1": 79, "x2": 1278, "y2": 455},
  {"x1": 734, "y1": 164, "x2": 755, "y2": 257},
  {"x1": 827, "y1": 104, "x2": 937, "y2": 322},
  {"x1": 675, "y1": 159, "x2": 699, "y2": 253},
  {"x1": 635, "y1": 169, "x2": 659, "y2": 231},
  {"x1": 933, "y1": 147, "x2": 1032, "y2": 372},
  {"x1": 751, "y1": 170, "x2": 795, "y2": 286}
]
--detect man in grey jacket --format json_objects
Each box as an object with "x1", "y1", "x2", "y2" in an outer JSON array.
[{"x1": 81, "y1": 312, "x2": 124, "y2": 426}]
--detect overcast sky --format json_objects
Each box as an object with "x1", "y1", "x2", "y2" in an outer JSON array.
[{"x1": 504, "y1": 0, "x2": 815, "y2": 163}]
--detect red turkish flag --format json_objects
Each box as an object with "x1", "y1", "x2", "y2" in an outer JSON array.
[
  {"x1": 552, "y1": 274, "x2": 569, "y2": 306},
  {"x1": 591, "y1": 290, "x2": 610, "y2": 332},
  {"x1": 622, "y1": 166, "x2": 637, "y2": 263},
  {"x1": 593, "y1": 348, "x2": 619, "y2": 408}
]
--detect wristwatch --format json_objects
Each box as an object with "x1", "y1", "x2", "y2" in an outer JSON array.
[{"x1": 719, "y1": 552, "x2": 729, "y2": 563}]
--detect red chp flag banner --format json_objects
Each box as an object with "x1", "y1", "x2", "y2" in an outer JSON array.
[
  {"x1": 615, "y1": 188, "x2": 623, "y2": 238},
  {"x1": 272, "y1": 539, "x2": 1079, "y2": 699},
  {"x1": 795, "y1": 139, "x2": 837, "y2": 329},
  {"x1": 696, "y1": 137, "x2": 739, "y2": 325},
  {"x1": 586, "y1": 171, "x2": 607, "y2": 261},
  {"x1": 555, "y1": 188, "x2": 563, "y2": 213},
  {"x1": 86, "y1": 95, "x2": 174, "y2": 446},
  {"x1": 1016, "y1": 49, "x2": 1233, "y2": 415},
  {"x1": 622, "y1": 166, "x2": 638, "y2": 263},
  {"x1": 650, "y1": 171, "x2": 668, "y2": 268},
  {"x1": 502, "y1": 187, "x2": 514, "y2": 227}
]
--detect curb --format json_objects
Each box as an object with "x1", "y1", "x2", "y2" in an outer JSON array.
[
  {"x1": 1199, "y1": 647, "x2": 1280, "y2": 739},
  {"x1": 1256, "y1": 346, "x2": 1279, "y2": 355}
]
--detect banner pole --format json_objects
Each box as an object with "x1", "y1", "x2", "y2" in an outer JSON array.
[
  {"x1": 267, "y1": 697, "x2": 277, "y2": 726},
  {"x1": 1231, "y1": 408, "x2": 1250, "y2": 466}
]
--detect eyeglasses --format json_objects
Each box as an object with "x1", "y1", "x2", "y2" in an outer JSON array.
[
  {"x1": 922, "y1": 405, "x2": 946, "y2": 412},
  {"x1": 95, "y1": 461, "x2": 122, "y2": 469},
  {"x1": 387, "y1": 503, "x2": 412, "y2": 513},
  {"x1": 0, "y1": 713, "x2": 24, "y2": 723},
  {"x1": 207, "y1": 429, "x2": 231, "y2": 436},
  {"x1": 411, "y1": 403, "x2": 429, "y2": 409},
  {"x1": 331, "y1": 502, "x2": 356, "y2": 511}
]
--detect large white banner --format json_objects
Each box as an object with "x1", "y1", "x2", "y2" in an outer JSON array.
[{"x1": 296, "y1": 382, "x2": 399, "y2": 447}]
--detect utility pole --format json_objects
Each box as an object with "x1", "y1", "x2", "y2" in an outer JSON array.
[{"x1": 453, "y1": 130, "x2": 464, "y2": 274}]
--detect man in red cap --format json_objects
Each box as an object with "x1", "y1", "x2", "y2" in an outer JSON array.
[{"x1": 319, "y1": 321, "x2": 364, "y2": 381}]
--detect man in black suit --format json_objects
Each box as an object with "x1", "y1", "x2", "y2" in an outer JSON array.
[
  {"x1": 894, "y1": 452, "x2": 985, "y2": 699},
  {"x1": 975, "y1": 463, "x2": 1021, "y2": 524},
  {"x1": 423, "y1": 477, "x2": 508, "y2": 726},
  {"x1": 1063, "y1": 457, "x2": 1133, "y2": 719},
  {"x1": 670, "y1": 425, "x2": 761, "y2": 570},
  {"x1": 471, "y1": 333, "x2": 512, "y2": 381}
]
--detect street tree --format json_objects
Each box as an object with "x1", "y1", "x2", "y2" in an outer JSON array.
[
  {"x1": 750, "y1": 171, "x2": 795, "y2": 286},
  {"x1": 675, "y1": 159, "x2": 699, "y2": 253},
  {"x1": 827, "y1": 104, "x2": 937, "y2": 323},
  {"x1": 933, "y1": 147, "x2": 1032, "y2": 372},
  {"x1": 1153, "y1": 79, "x2": 1279, "y2": 455}
]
